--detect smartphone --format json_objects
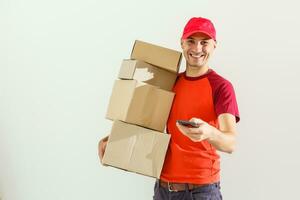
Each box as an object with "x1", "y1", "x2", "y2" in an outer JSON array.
[{"x1": 176, "y1": 120, "x2": 200, "y2": 128}]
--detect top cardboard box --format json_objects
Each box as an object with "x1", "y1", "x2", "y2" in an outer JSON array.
[{"x1": 130, "y1": 40, "x2": 182, "y2": 73}]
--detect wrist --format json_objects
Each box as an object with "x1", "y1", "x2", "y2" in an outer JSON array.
[{"x1": 207, "y1": 126, "x2": 218, "y2": 142}]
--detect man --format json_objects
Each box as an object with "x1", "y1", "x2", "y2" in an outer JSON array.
[{"x1": 99, "y1": 17, "x2": 240, "y2": 200}]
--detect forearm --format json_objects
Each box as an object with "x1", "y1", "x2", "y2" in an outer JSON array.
[{"x1": 207, "y1": 126, "x2": 237, "y2": 153}]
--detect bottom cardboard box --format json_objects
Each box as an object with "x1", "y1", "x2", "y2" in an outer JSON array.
[{"x1": 102, "y1": 120, "x2": 170, "y2": 178}]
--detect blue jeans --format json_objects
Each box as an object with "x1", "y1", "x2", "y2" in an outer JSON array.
[{"x1": 153, "y1": 180, "x2": 223, "y2": 200}]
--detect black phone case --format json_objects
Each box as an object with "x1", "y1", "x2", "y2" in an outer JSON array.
[{"x1": 176, "y1": 120, "x2": 199, "y2": 128}]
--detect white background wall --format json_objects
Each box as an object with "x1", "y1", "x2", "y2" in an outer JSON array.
[{"x1": 1, "y1": 0, "x2": 300, "y2": 199}]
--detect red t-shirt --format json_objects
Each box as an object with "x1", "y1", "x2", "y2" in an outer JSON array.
[{"x1": 160, "y1": 69, "x2": 240, "y2": 184}]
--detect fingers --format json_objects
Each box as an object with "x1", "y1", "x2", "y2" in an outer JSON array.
[
  {"x1": 189, "y1": 118, "x2": 205, "y2": 128},
  {"x1": 98, "y1": 139, "x2": 108, "y2": 166},
  {"x1": 176, "y1": 121, "x2": 207, "y2": 142},
  {"x1": 188, "y1": 135, "x2": 202, "y2": 142},
  {"x1": 176, "y1": 122, "x2": 189, "y2": 134},
  {"x1": 189, "y1": 118, "x2": 204, "y2": 124},
  {"x1": 176, "y1": 122, "x2": 201, "y2": 134},
  {"x1": 101, "y1": 142, "x2": 107, "y2": 158},
  {"x1": 176, "y1": 123, "x2": 203, "y2": 141},
  {"x1": 98, "y1": 140, "x2": 103, "y2": 160}
]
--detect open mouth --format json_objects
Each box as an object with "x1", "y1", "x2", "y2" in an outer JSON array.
[{"x1": 189, "y1": 53, "x2": 205, "y2": 59}]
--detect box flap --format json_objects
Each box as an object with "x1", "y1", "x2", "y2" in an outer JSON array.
[
  {"x1": 119, "y1": 59, "x2": 177, "y2": 91},
  {"x1": 118, "y1": 59, "x2": 137, "y2": 79},
  {"x1": 106, "y1": 80, "x2": 136, "y2": 121}
]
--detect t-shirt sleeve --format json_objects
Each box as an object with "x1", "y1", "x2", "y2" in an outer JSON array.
[{"x1": 214, "y1": 81, "x2": 240, "y2": 122}]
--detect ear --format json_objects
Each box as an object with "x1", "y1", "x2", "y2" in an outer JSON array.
[
  {"x1": 213, "y1": 40, "x2": 217, "y2": 49},
  {"x1": 180, "y1": 39, "x2": 184, "y2": 49}
]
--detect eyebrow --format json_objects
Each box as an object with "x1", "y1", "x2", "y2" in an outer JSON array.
[{"x1": 187, "y1": 37, "x2": 210, "y2": 41}]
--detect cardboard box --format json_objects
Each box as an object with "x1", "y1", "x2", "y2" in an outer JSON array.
[
  {"x1": 106, "y1": 80, "x2": 174, "y2": 132},
  {"x1": 102, "y1": 120, "x2": 170, "y2": 178},
  {"x1": 130, "y1": 40, "x2": 182, "y2": 73},
  {"x1": 118, "y1": 59, "x2": 177, "y2": 91}
]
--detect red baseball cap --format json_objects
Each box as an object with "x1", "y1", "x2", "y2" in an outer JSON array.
[{"x1": 181, "y1": 17, "x2": 216, "y2": 41}]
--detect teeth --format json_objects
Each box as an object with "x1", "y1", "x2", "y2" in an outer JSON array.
[{"x1": 190, "y1": 54, "x2": 203, "y2": 58}]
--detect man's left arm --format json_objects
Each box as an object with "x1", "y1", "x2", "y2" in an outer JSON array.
[
  {"x1": 176, "y1": 113, "x2": 238, "y2": 153},
  {"x1": 206, "y1": 113, "x2": 237, "y2": 153}
]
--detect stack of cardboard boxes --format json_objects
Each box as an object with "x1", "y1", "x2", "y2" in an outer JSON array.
[{"x1": 102, "y1": 40, "x2": 182, "y2": 178}]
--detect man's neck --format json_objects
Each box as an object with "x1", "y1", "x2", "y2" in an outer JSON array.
[{"x1": 185, "y1": 65, "x2": 209, "y2": 77}]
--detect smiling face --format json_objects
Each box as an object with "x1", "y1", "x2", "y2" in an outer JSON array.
[{"x1": 181, "y1": 32, "x2": 216, "y2": 70}]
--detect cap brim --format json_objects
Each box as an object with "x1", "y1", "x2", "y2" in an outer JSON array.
[{"x1": 182, "y1": 30, "x2": 215, "y2": 41}]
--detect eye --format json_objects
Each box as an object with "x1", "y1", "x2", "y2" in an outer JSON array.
[
  {"x1": 186, "y1": 39, "x2": 195, "y2": 45},
  {"x1": 201, "y1": 41, "x2": 208, "y2": 45}
]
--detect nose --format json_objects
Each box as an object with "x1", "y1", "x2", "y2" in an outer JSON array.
[{"x1": 194, "y1": 41, "x2": 203, "y2": 51}]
